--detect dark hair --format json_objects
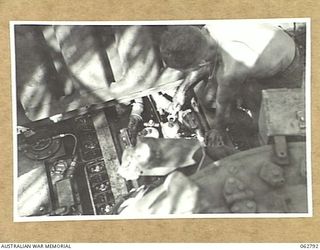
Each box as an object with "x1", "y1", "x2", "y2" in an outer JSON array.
[{"x1": 160, "y1": 26, "x2": 208, "y2": 70}]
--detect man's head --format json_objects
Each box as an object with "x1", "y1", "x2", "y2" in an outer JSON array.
[{"x1": 160, "y1": 26, "x2": 211, "y2": 70}]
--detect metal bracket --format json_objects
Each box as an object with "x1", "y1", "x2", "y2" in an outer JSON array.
[
  {"x1": 272, "y1": 135, "x2": 290, "y2": 165},
  {"x1": 296, "y1": 110, "x2": 306, "y2": 130}
]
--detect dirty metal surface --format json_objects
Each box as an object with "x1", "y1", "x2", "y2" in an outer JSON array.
[
  {"x1": 191, "y1": 142, "x2": 308, "y2": 213},
  {"x1": 92, "y1": 111, "x2": 128, "y2": 203},
  {"x1": 259, "y1": 88, "x2": 306, "y2": 144}
]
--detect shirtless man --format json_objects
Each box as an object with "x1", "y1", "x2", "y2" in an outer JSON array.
[{"x1": 160, "y1": 23, "x2": 303, "y2": 146}]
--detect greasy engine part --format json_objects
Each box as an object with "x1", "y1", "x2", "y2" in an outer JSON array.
[
  {"x1": 161, "y1": 121, "x2": 180, "y2": 139},
  {"x1": 73, "y1": 114, "x2": 103, "y2": 162},
  {"x1": 91, "y1": 111, "x2": 128, "y2": 204},
  {"x1": 120, "y1": 128, "x2": 133, "y2": 148},
  {"x1": 17, "y1": 88, "x2": 266, "y2": 217},
  {"x1": 74, "y1": 115, "x2": 102, "y2": 162},
  {"x1": 150, "y1": 92, "x2": 208, "y2": 141},
  {"x1": 42, "y1": 111, "x2": 124, "y2": 216},
  {"x1": 127, "y1": 115, "x2": 142, "y2": 146},
  {"x1": 84, "y1": 158, "x2": 115, "y2": 215},
  {"x1": 19, "y1": 136, "x2": 62, "y2": 161},
  {"x1": 127, "y1": 98, "x2": 144, "y2": 146},
  {"x1": 17, "y1": 128, "x2": 67, "y2": 177},
  {"x1": 151, "y1": 92, "x2": 173, "y2": 116},
  {"x1": 180, "y1": 109, "x2": 205, "y2": 145},
  {"x1": 25, "y1": 111, "x2": 129, "y2": 217},
  {"x1": 180, "y1": 109, "x2": 198, "y2": 130},
  {"x1": 114, "y1": 92, "x2": 211, "y2": 147},
  {"x1": 18, "y1": 93, "x2": 211, "y2": 217},
  {"x1": 140, "y1": 127, "x2": 160, "y2": 138},
  {"x1": 45, "y1": 155, "x2": 83, "y2": 216}
]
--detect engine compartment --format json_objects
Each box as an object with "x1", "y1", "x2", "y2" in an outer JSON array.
[
  {"x1": 17, "y1": 87, "x2": 264, "y2": 217},
  {"x1": 16, "y1": 84, "x2": 309, "y2": 217}
]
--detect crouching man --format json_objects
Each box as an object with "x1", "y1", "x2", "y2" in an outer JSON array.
[{"x1": 160, "y1": 23, "x2": 304, "y2": 146}]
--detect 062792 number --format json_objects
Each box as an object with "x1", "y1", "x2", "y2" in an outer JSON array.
[{"x1": 300, "y1": 244, "x2": 319, "y2": 249}]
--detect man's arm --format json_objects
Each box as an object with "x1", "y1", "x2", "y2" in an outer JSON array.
[
  {"x1": 109, "y1": 26, "x2": 184, "y2": 97},
  {"x1": 205, "y1": 59, "x2": 249, "y2": 147},
  {"x1": 172, "y1": 64, "x2": 211, "y2": 110},
  {"x1": 213, "y1": 58, "x2": 249, "y2": 130}
]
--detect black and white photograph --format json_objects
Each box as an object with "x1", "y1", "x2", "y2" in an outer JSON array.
[{"x1": 11, "y1": 19, "x2": 311, "y2": 221}]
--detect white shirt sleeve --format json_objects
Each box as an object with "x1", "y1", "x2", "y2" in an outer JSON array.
[{"x1": 220, "y1": 40, "x2": 259, "y2": 68}]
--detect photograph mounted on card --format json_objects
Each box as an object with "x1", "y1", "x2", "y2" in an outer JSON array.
[{"x1": 11, "y1": 18, "x2": 311, "y2": 221}]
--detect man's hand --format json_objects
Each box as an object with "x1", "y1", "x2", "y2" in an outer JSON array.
[
  {"x1": 205, "y1": 128, "x2": 227, "y2": 147},
  {"x1": 169, "y1": 65, "x2": 211, "y2": 115},
  {"x1": 172, "y1": 88, "x2": 186, "y2": 107},
  {"x1": 168, "y1": 89, "x2": 185, "y2": 116},
  {"x1": 205, "y1": 126, "x2": 240, "y2": 160}
]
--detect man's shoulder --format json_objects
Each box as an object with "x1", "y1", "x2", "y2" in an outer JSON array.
[
  {"x1": 207, "y1": 22, "x2": 295, "y2": 72},
  {"x1": 204, "y1": 23, "x2": 284, "y2": 43},
  {"x1": 204, "y1": 22, "x2": 279, "y2": 31}
]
